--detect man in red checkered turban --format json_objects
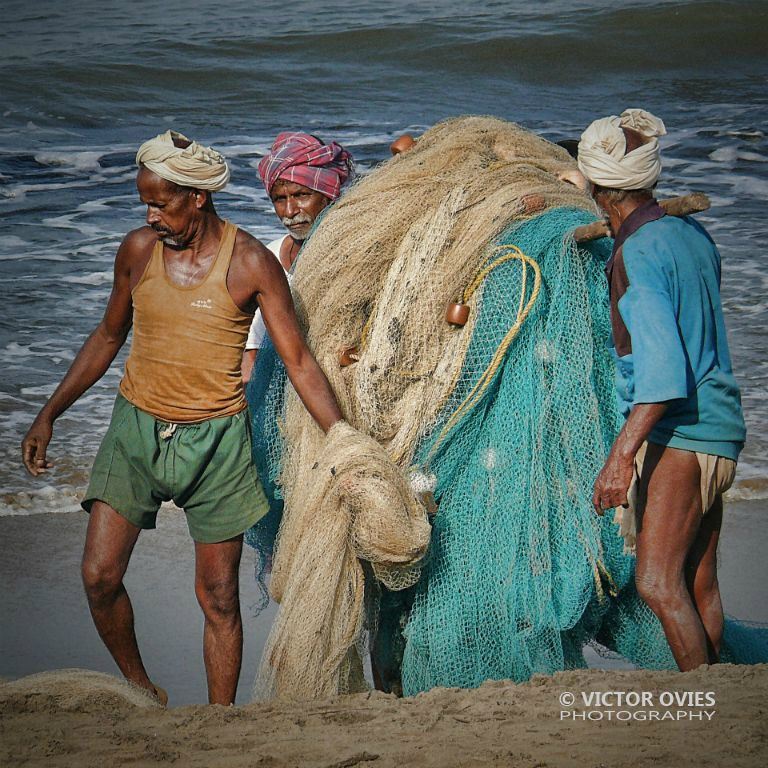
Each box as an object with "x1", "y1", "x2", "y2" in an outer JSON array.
[
  {"x1": 259, "y1": 132, "x2": 353, "y2": 203},
  {"x1": 243, "y1": 134, "x2": 354, "y2": 381}
]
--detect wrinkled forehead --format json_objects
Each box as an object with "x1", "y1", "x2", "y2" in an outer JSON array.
[
  {"x1": 136, "y1": 165, "x2": 186, "y2": 199},
  {"x1": 270, "y1": 178, "x2": 324, "y2": 197}
]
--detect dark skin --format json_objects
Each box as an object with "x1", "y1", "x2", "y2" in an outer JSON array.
[
  {"x1": 21, "y1": 167, "x2": 343, "y2": 704},
  {"x1": 241, "y1": 179, "x2": 330, "y2": 382},
  {"x1": 591, "y1": 186, "x2": 724, "y2": 671}
]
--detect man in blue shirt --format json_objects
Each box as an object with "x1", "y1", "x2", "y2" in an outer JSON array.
[{"x1": 578, "y1": 109, "x2": 746, "y2": 671}]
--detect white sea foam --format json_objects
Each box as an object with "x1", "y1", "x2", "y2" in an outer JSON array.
[
  {"x1": 726, "y1": 480, "x2": 768, "y2": 502},
  {"x1": 727, "y1": 129, "x2": 764, "y2": 140},
  {"x1": 219, "y1": 142, "x2": 268, "y2": 157},
  {"x1": 221, "y1": 183, "x2": 265, "y2": 203},
  {"x1": 60, "y1": 271, "x2": 113, "y2": 286},
  {"x1": 724, "y1": 175, "x2": 768, "y2": 200},
  {"x1": 0, "y1": 391, "x2": 25, "y2": 404},
  {"x1": 738, "y1": 151, "x2": 767, "y2": 163},
  {"x1": 2, "y1": 342, "x2": 37, "y2": 360},
  {"x1": 328, "y1": 132, "x2": 394, "y2": 147},
  {"x1": 77, "y1": 196, "x2": 128, "y2": 214},
  {"x1": 75, "y1": 240, "x2": 122, "y2": 258},
  {"x1": 0, "y1": 485, "x2": 83, "y2": 517},
  {"x1": 0, "y1": 235, "x2": 29, "y2": 250},
  {"x1": 34, "y1": 150, "x2": 104, "y2": 173},
  {"x1": 19, "y1": 383, "x2": 58, "y2": 397},
  {"x1": 0, "y1": 242, "x2": 77, "y2": 262},
  {"x1": 40, "y1": 213, "x2": 105, "y2": 239},
  {"x1": 4, "y1": 178, "x2": 94, "y2": 202},
  {"x1": 709, "y1": 147, "x2": 738, "y2": 164}
]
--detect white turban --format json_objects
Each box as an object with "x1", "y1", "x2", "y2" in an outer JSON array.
[
  {"x1": 577, "y1": 109, "x2": 667, "y2": 190},
  {"x1": 135, "y1": 130, "x2": 230, "y2": 191}
]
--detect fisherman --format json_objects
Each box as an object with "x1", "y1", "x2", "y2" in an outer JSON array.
[
  {"x1": 580, "y1": 109, "x2": 746, "y2": 670},
  {"x1": 21, "y1": 130, "x2": 343, "y2": 705},
  {"x1": 242, "y1": 132, "x2": 353, "y2": 381}
]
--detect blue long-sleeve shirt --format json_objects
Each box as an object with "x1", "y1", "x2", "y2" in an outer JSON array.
[{"x1": 608, "y1": 204, "x2": 745, "y2": 461}]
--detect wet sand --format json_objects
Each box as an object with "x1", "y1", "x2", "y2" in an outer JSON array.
[{"x1": 0, "y1": 506, "x2": 276, "y2": 706}]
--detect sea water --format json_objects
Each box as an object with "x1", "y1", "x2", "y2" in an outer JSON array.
[{"x1": 1, "y1": 0, "x2": 767, "y2": 514}]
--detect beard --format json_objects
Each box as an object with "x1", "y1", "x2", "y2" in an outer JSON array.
[
  {"x1": 281, "y1": 213, "x2": 314, "y2": 240},
  {"x1": 152, "y1": 225, "x2": 185, "y2": 248}
]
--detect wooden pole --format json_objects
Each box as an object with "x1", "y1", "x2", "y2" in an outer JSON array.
[{"x1": 572, "y1": 192, "x2": 710, "y2": 243}]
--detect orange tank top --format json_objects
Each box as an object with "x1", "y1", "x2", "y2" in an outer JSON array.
[{"x1": 119, "y1": 221, "x2": 252, "y2": 422}]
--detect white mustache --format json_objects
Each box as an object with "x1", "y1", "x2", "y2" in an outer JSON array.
[{"x1": 281, "y1": 213, "x2": 313, "y2": 227}]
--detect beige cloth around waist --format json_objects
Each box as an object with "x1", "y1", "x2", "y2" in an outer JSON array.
[{"x1": 615, "y1": 441, "x2": 737, "y2": 555}]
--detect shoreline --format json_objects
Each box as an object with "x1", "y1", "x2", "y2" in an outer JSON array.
[
  {"x1": 1, "y1": 499, "x2": 766, "y2": 706},
  {"x1": 0, "y1": 507, "x2": 276, "y2": 707}
]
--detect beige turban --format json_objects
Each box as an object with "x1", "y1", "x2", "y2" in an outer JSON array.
[
  {"x1": 135, "y1": 130, "x2": 230, "y2": 191},
  {"x1": 577, "y1": 109, "x2": 667, "y2": 190}
]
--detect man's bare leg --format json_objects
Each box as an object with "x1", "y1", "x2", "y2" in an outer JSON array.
[
  {"x1": 634, "y1": 443, "x2": 709, "y2": 671},
  {"x1": 194, "y1": 535, "x2": 243, "y2": 705},
  {"x1": 685, "y1": 495, "x2": 724, "y2": 662},
  {"x1": 81, "y1": 501, "x2": 159, "y2": 695}
]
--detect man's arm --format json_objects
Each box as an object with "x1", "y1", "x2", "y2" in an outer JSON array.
[
  {"x1": 233, "y1": 237, "x2": 342, "y2": 432},
  {"x1": 592, "y1": 403, "x2": 668, "y2": 515},
  {"x1": 593, "y1": 237, "x2": 692, "y2": 514},
  {"x1": 241, "y1": 348, "x2": 257, "y2": 383},
  {"x1": 21, "y1": 236, "x2": 137, "y2": 475}
]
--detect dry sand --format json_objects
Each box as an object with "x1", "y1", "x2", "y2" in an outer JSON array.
[{"x1": 2, "y1": 664, "x2": 767, "y2": 767}]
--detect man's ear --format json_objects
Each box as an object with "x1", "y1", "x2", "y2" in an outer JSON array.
[{"x1": 192, "y1": 189, "x2": 207, "y2": 209}]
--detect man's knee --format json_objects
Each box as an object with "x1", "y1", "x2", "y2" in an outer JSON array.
[
  {"x1": 81, "y1": 555, "x2": 124, "y2": 600},
  {"x1": 634, "y1": 565, "x2": 684, "y2": 612},
  {"x1": 195, "y1": 575, "x2": 240, "y2": 619}
]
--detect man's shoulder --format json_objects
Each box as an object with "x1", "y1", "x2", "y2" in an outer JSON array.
[
  {"x1": 229, "y1": 227, "x2": 284, "y2": 288},
  {"x1": 121, "y1": 226, "x2": 159, "y2": 253},
  {"x1": 266, "y1": 236, "x2": 286, "y2": 258},
  {"x1": 115, "y1": 227, "x2": 159, "y2": 267},
  {"x1": 629, "y1": 214, "x2": 714, "y2": 249},
  {"x1": 233, "y1": 227, "x2": 274, "y2": 260},
  {"x1": 623, "y1": 215, "x2": 719, "y2": 282}
]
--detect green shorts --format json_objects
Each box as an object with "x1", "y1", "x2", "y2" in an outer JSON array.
[{"x1": 83, "y1": 394, "x2": 269, "y2": 543}]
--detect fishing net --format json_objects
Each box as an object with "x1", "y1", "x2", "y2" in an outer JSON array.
[{"x1": 246, "y1": 115, "x2": 767, "y2": 700}]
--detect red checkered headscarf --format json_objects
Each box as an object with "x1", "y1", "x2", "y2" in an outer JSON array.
[{"x1": 258, "y1": 132, "x2": 353, "y2": 201}]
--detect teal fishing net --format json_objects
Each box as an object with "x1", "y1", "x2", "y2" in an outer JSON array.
[
  {"x1": 245, "y1": 334, "x2": 286, "y2": 611},
  {"x1": 395, "y1": 208, "x2": 642, "y2": 691}
]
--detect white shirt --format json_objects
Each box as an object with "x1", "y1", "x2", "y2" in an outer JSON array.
[{"x1": 245, "y1": 236, "x2": 292, "y2": 350}]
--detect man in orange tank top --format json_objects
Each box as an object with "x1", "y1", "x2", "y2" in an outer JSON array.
[{"x1": 20, "y1": 131, "x2": 343, "y2": 705}]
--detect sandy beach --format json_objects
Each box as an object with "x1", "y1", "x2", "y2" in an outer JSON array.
[
  {"x1": 2, "y1": 664, "x2": 767, "y2": 767},
  {"x1": 1, "y1": 500, "x2": 767, "y2": 766}
]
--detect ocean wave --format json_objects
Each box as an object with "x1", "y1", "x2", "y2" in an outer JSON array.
[
  {"x1": 726, "y1": 477, "x2": 768, "y2": 502},
  {"x1": 34, "y1": 150, "x2": 105, "y2": 173},
  {"x1": 1, "y1": 477, "x2": 764, "y2": 518},
  {"x1": 60, "y1": 271, "x2": 113, "y2": 286},
  {"x1": 0, "y1": 484, "x2": 83, "y2": 517}
]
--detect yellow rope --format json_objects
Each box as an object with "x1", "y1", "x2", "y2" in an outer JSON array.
[
  {"x1": 596, "y1": 559, "x2": 618, "y2": 599},
  {"x1": 426, "y1": 245, "x2": 541, "y2": 463}
]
